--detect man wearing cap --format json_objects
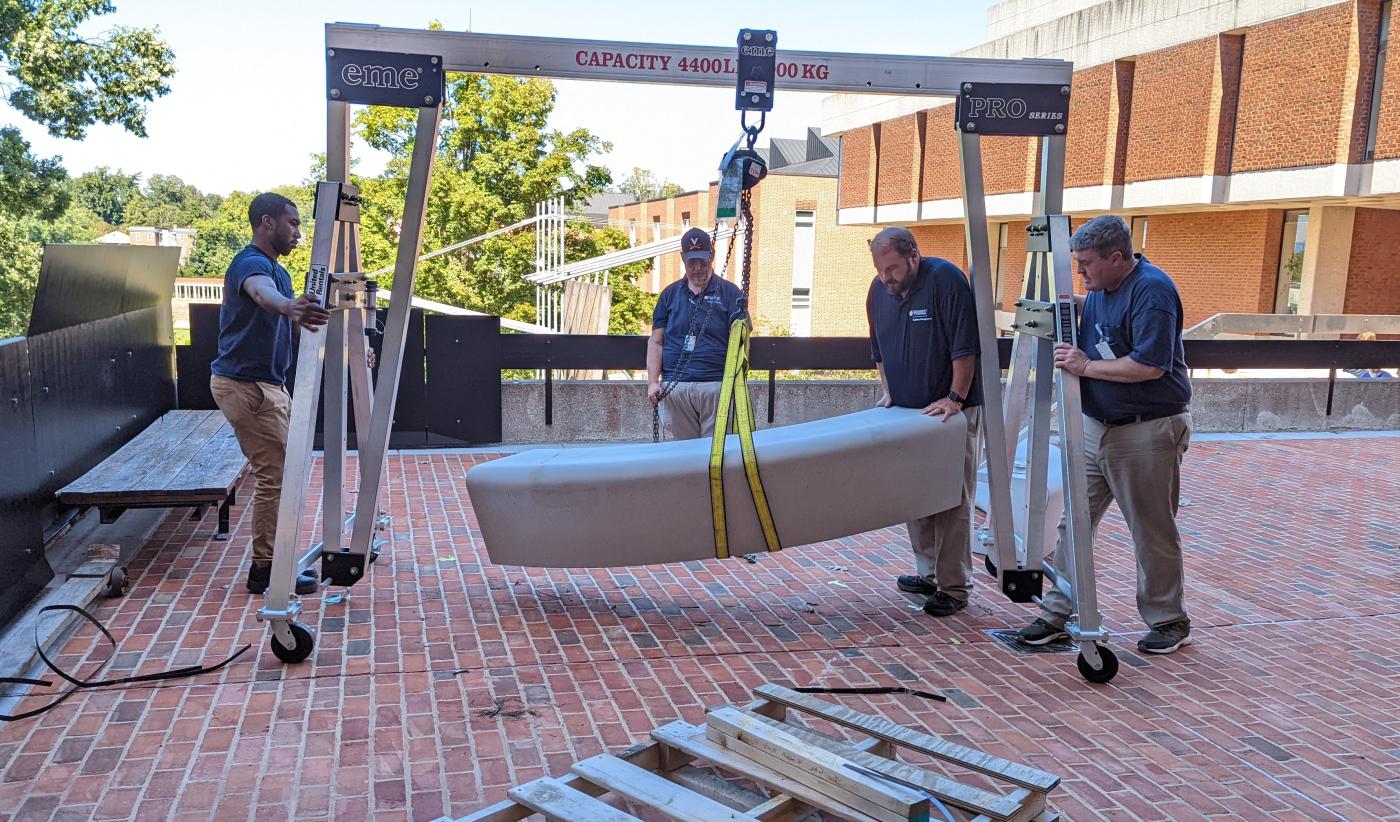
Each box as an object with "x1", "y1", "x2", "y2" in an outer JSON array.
[{"x1": 646, "y1": 227, "x2": 746, "y2": 439}]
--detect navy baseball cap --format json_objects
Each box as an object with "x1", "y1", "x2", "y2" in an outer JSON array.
[{"x1": 680, "y1": 227, "x2": 712, "y2": 262}]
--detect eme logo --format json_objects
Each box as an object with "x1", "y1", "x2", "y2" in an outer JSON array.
[{"x1": 341, "y1": 63, "x2": 421, "y2": 90}]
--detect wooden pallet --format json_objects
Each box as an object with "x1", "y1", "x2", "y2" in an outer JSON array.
[{"x1": 455, "y1": 682, "x2": 1060, "y2": 822}]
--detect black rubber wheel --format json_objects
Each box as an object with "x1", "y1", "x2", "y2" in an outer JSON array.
[
  {"x1": 102, "y1": 567, "x2": 128, "y2": 598},
  {"x1": 984, "y1": 555, "x2": 998, "y2": 579},
  {"x1": 1076, "y1": 645, "x2": 1119, "y2": 684},
  {"x1": 270, "y1": 622, "x2": 315, "y2": 664}
]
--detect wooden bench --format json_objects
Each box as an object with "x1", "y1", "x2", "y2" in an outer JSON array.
[{"x1": 58, "y1": 409, "x2": 249, "y2": 541}]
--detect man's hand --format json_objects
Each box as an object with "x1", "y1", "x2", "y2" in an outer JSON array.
[
  {"x1": 922, "y1": 398, "x2": 962, "y2": 421},
  {"x1": 876, "y1": 393, "x2": 893, "y2": 408},
  {"x1": 285, "y1": 294, "x2": 330, "y2": 332},
  {"x1": 366, "y1": 348, "x2": 377, "y2": 369},
  {"x1": 647, "y1": 382, "x2": 663, "y2": 407},
  {"x1": 1054, "y1": 342, "x2": 1090, "y2": 377}
]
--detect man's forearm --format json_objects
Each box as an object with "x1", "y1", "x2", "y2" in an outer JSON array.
[
  {"x1": 646, "y1": 338, "x2": 663, "y2": 384},
  {"x1": 1084, "y1": 355, "x2": 1162, "y2": 383},
  {"x1": 876, "y1": 362, "x2": 889, "y2": 395},
  {"x1": 950, "y1": 355, "x2": 975, "y2": 397}
]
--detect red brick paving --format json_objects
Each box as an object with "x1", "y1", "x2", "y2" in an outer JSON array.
[{"x1": 1, "y1": 435, "x2": 1398, "y2": 821}]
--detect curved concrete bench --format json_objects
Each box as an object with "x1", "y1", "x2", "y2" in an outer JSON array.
[{"x1": 465, "y1": 407, "x2": 969, "y2": 568}]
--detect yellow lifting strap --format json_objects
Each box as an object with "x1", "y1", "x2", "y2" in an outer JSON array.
[{"x1": 708, "y1": 316, "x2": 782, "y2": 559}]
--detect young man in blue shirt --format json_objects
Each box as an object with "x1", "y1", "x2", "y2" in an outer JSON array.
[
  {"x1": 646, "y1": 227, "x2": 744, "y2": 439},
  {"x1": 210, "y1": 193, "x2": 330, "y2": 595},
  {"x1": 866, "y1": 227, "x2": 982, "y2": 617},
  {"x1": 1017, "y1": 215, "x2": 1195, "y2": 654}
]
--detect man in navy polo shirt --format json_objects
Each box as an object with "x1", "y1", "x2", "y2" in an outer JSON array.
[
  {"x1": 646, "y1": 227, "x2": 744, "y2": 439},
  {"x1": 1017, "y1": 215, "x2": 1195, "y2": 654},
  {"x1": 210, "y1": 192, "x2": 330, "y2": 595},
  {"x1": 866, "y1": 226, "x2": 982, "y2": 618}
]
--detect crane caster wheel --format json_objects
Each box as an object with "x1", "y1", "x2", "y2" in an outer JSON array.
[
  {"x1": 270, "y1": 622, "x2": 315, "y2": 664},
  {"x1": 102, "y1": 566, "x2": 129, "y2": 598},
  {"x1": 1076, "y1": 645, "x2": 1118, "y2": 684},
  {"x1": 984, "y1": 555, "x2": 998, "y2": 579}
]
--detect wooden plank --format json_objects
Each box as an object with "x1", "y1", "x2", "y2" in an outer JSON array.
[
  {"x1": 456, "y1": 740, "x2": 662, "y2": 822},
  {"x1": 160, "y1": 422, "x2": 248, "y2": 494},
  {"x1": 122, "y1": 409, "x2": 230, "y2": 492},
  {"x1": 745, "y1": 712, "x2": 1025, "y2": 821},
  {"x1": 711, "y1": 708, "x2": 929, "y2": 822},
  {"x1": 507, "y1": 776, "x2": 643, "y2": 821},
  {"x1": 58, "y1": 410, "x2": 209, "y2": 497},
  {"x1": 570, "y1": 754, "x2": 750, "y2": 822},
  {"x1": 752, "y1": 684, "x2": 1060, "y2": 793},
  {"x1": 653, "y1": 722, "x2": 883, "y2": 822}
]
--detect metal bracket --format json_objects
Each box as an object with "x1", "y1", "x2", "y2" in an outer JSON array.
[
  {"x1": 320, "y1": 551, "x2": 367, "y2": 587},
  {"x1": 1001, "y1": 568, "x2": 1044, "y2": 603},
  {"x1": 735, "y1": 29, "x2": 777, "y2": 112},
  {"x1": 1012, "y1": 299, "x2": 1056, "y2": 339}
]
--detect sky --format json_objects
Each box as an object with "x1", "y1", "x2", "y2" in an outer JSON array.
[{"x1": 2, "y1": 0, "x2": 1001, "y2": 197}]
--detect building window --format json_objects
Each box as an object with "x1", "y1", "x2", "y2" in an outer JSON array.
[
  {"x1": 1275, "y1": 209, "x2": 1309, "y2": 314},
  {"x1": 1131, "y1": 217, "x2": 1148, "y2": 253},
  {"x1": 790, "y1": 210, "x2": 816, "y2": 336},
  {"x1": 1367, "y1": 0, "x2": 1392, "y2": 162},
  {"x1": 681, "y1": 211, "x2": 691, "y2": 229}
]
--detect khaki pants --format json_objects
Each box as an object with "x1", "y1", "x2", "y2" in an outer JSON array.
[
  {"x1": 211, "y1": 375, "x2": 290, "y2": 563},
  {"x1": 1040, "y1": 412, "x2": 1192, "y2": 629},
  {"x1": 659, "y1": 381, "x2": 724, "y2": 440},
  {"x1": 906, "y1": 405, "x2": 982, "y2": 602}
]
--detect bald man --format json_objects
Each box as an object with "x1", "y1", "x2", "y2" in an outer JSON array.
[{"x1": 866, "y1": 227, "x2": 983, "y2": 617}]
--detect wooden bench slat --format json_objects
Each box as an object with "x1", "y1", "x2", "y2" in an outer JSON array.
[
  {"x1": 570, "y1": 754, "x2": 749, "y2": 822},
  {"x1": 129, "y1": 410, "x2": 233, "y2": 492},
  {"x1": 58, "y1": 410, "x2": 210, "y2": 496},
  {"x1": 744, "y1": 711, "x2": 1026, "y2": 821},
  {"x1": 160, "y1": 423, "x2": 247, "y2": 494},
  {"x1": 752, "y1": 684, "x2": 1060, "y2": 793},
  {"x1": 653, "y1": 722, "x2": 883, "y2": 822},
  {"x1": 507, "y1": 776, "x2": 643, "y2": 821}
]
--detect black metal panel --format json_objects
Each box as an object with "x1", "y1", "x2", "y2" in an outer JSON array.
[
  {"x1": 388, "y1": 308, "x2": 430, "y2": 447},
  {"x1": 956, "y1": 83, "x2": 1071, "y2": 136},
  {"x1": 0, "y1": 339, "x2": 50, "y2": 627},
  {"x1": 27, "y1": 245, "x2": 178, "y2": 336},
  {"x1": 326, "y1": 48, "x2": 445, "y2": 108},
  {"x1": 177, "y1": 303, "x2": 222, "y2": 409},
  {"x1": 424, "y1": 315, "x2": 502, "y2": 445}
]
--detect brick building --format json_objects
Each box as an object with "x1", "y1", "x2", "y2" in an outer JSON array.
[
  {"x1": 823, "y1": 0, "x2": 1400, "y2": 328},
  {"x1": 127, "y1": 226, "x2": 197, "y2": 268},
  {"x1": 609, "y1": 129, "x2": 878, "y2": 336}
]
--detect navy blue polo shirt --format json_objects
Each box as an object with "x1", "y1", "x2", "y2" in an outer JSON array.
[
  {"x1": 210, "y1": 245, "x2": 296, "y2": 385},
  {"x1": 866, "y1": 257, "x2": 983, "y2": 409},
  {"x1": 651, "y1": 275, "x2": 745, "y2": 382},
  {"x1": 1078, "y1": 255, "x2": 1192, "y2": 421}
]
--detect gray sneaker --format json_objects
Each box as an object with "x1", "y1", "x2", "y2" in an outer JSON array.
[
  {"x1": 1138, "y1": 620, "x2": 1192, "y2": 654},
  {"x1": 1016, "y1": 618, "x2": 1069, "y2": 646}
]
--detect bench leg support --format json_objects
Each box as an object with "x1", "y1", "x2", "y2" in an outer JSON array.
[{"x1": 215, "y1": 493, "x2": 233, "y2": 541}]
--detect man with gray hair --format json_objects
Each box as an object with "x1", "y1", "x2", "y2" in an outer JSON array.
[
  {"x1": 1017, "y1": 215, "x2": 1195, "y2": 654},
  {"x1": 866, "y1": 226, "x2": 982, "y2": 617}
]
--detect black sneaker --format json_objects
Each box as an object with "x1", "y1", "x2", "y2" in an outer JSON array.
[
  {"x1": 1016, "y1": 618, "x2": 1069, "y2": 646},
  {"x1": 897, "y1": 574, "x2": 937, "y2": 595},
  {"x1": 923, "y1": 591, "x2": 968, "y2": 617},
  {"x1": 1138, "y1": 620, "x2": 1192, "y2": 654},
  {"x1": 246, "y1": 564, "x2": 319, "y2": 595}
]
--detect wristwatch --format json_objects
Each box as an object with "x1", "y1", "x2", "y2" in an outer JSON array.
[{"x1": 946, "y1": 390, "x2": 965, "y2": 406}]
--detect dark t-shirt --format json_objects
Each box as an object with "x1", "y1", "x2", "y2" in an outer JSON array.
[
  {"x1": 651, "y1": 275, "x2": 745, "y2": 382},
  {"x1": 1078, "y1": 255, "x2": 1193, "y2": 421},
  {"x1": 210, "y1": 245, "x2": 295, "y2": 385},
  {"x1": 866, "y1": 257, "x2": 983, "y2": 409}
]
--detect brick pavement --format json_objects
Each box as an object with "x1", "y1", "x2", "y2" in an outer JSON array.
[{"x1": 1, "y1": 434, "x2": 1398, "y2": 821}]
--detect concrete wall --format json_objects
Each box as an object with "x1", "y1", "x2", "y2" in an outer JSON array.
[{"x1": 499, "y1": 378, "x2": 1400, "y2": 443}]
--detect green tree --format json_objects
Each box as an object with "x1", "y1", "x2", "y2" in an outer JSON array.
[
  {"x1": 353, "y1": 60, "x2": 614, "y2": 325},
  {"x1": 185, "y1": 184, "x2": 314, "y2": 279},
  {"x1": 125, "y1": 174, "x2": 220, "y2": 228},
  {"x1": 72, "y1": 167, "x2": 141, "y2": 225},
  {"x1": 618, "y1": 166, "x2": 684, "y2": 202},
  {"x1": 0, "y1": 216, "x2": 43, "y2": 338},
  {"x1": 0, "y1": 1, "x2": 174, "y2": 222}
]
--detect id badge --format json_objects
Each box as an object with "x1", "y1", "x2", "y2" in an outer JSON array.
[
  {"x1": 684, "y1": 334, "x2": 697, "y2": 353},
  {"x1": 1095, "y1": 339, "x2": 1118, "y2": 360}
]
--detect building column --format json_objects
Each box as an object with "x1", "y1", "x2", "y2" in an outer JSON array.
[{"x1": 1299, "y1": 205, "x2": 1356, "y2": 316}]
